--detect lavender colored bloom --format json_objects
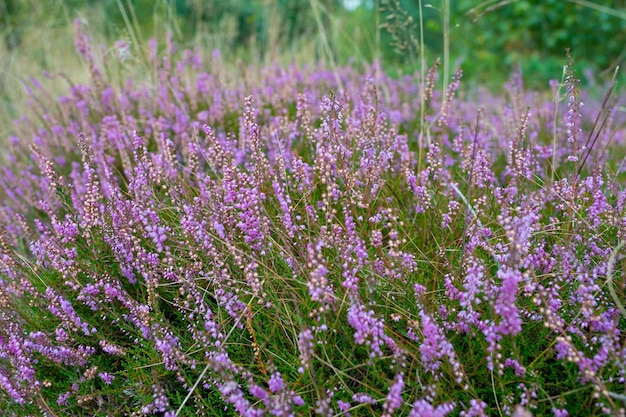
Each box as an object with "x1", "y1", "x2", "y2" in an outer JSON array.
[
  {"x1": 352, "y1": 393, "x2": 377, "y2": 404},
  {"x1": 297, "y1": 328, "x2": 314, "y2": 372},
  {"x1": 413, "y1": 310, "x2": 459, "y2": 376},
  {"x1": 249, "y1": 383, "x2": 269, "y2": 400},
  {"x1": 98, "y1": 372, "x2": 114, "y2": 384},
  {"x1": 268, "y1": 372, "x2": 284, "y2": 393},
  {"x1": 347, "y1": 301, "x2": 396, "y2": 358},
  {"x1": 460, "y1": 399, "x2": 488, "y2": 417},
  {"x1": 57, "y1": 391, "x2": 71, "y2": 405},
  {"x1": 495, "y1": 267, "x2": 522, "y2": 336},
  {"x1": 504, "y1": 358, "x2": 526, "y2": 377},
  {"x1": 409, "y1": 399, "x2": 455, "y2": 417},
  {"x1": 337, "y1": 400, "x2": 351, "y2": 413},
  {"x1": 382, "y1": 373, "x2": 404, "y2": 416},
  {"x1": 306, "y1": 241, "x2": 331, "y2": 303}
]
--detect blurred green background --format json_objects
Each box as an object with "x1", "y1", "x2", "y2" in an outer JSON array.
[{"x1": 0, "y1": 0, "x2": 625, "y2": 122}]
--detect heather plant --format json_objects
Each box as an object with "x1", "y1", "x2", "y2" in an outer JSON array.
[{"x1": 1, "y1": 21, "x2": 626, "y2": 417}]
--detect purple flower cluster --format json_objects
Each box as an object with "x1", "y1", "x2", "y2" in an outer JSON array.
[{"x1": 0, "y1": 20, "x2": 625, "y2": 416}]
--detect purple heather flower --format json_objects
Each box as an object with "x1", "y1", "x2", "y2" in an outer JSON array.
[
  {"x1": 292, "y1": 395, "x2": 305, "y2": 406},
  {"x1": 347, "y1": 301, "x2": 396, "y2": 358},
  {"x1": 297, "y1": 328, "x2": 314, "y2": 372},
  {"x1": 57, "y1": 391, "x2": 71, "y2": 405},
  {"x1": 337, "y1": 400, "x2": 351, "y2": 414},
  {"x1": 495, "y1": 267, "x2": 522, "y2": 336},
  {"x1": 98, "y1": 372, "x2": 114, "y2": 385},
  {"x1": 268, "y1": 372, "x2": 284, "y2": 393},
  {"x1": 504, "y1": 358, "x2": 527, "y2": 377},
  {"x1": 409, "y1": 399, "x2": 455, "y2": 417},
  {"x1": 249, "y1": 383, "x2": 269, "y2": 400},
  {"x1": 352, "y1": 393, "x2": 376, "y2": 404},
  {"x1": 460, "y1": 399, "x2": 488, "y2": 417},
  {"x1": 413, "y1": 310, "x2": 459, "y2": 376},
  {"x1": 306, "y1": 241, "x2": 331, "y2": 303},
  {"x1": 382, "y1": 373, "x2": 404, "y2": 416}
]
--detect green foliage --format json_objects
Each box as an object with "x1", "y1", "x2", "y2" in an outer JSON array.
[
  {"x1": 3, "y1": 0, "x2": 626, "y2": 90},
  {"x1": 454, "y1": 0, "x2": 626, "y2": 87},
  {"x1": 374, "y1": 0, "x2": 626, "y2": 88}
]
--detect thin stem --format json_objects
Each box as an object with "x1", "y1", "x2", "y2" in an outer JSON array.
[{"x1": 442, "y1": 0, "x2": 450, "y2": 100}]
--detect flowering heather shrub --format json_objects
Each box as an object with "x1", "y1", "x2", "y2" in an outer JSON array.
[{"x1": 0, "y1": 23, "x2": 626, "y2": 416}]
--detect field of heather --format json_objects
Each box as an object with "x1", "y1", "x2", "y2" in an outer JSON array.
[{"x1": 1, "y1": 2, "x2": 626, "y2": 416}]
